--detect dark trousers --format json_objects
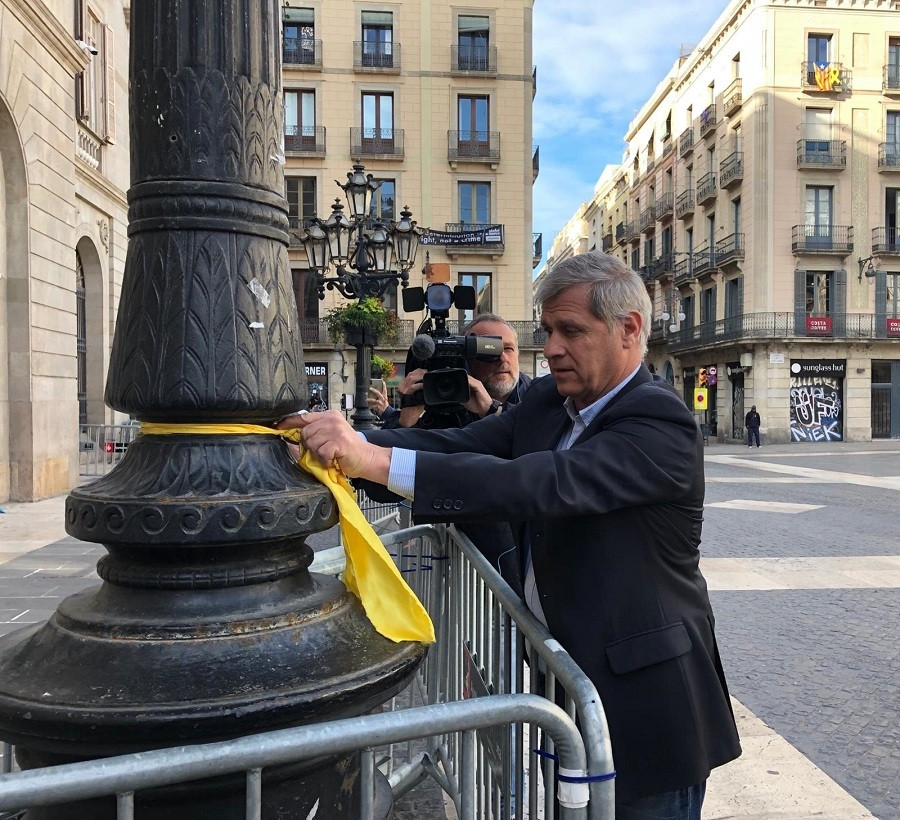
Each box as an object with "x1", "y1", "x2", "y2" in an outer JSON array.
[{"x1": 747, "y1": 427, "x2": 760, "y2": 446}]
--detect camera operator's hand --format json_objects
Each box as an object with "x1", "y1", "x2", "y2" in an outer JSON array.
[
  {"x1": 397, "y1": 367, "x2": 427, "y2": 427},
  {"x1": 463, "y1": 376, "x2": 497, "y2": 417},
  {"x1": 275, "y1": 410, "x2": 391, "y2": 483}
]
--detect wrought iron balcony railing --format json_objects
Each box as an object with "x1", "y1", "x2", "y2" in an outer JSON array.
[
  {"x1": 675, "y1": 189, "x2": 694, "y2": 219},
  {"x1": 625, "y1": 221, "x2": 640, "y2": 242},
  {"x1": 673, "y1": 255, "x2": 695, "y2": 286},
  {"x1": 451, "y1": 44, "x2": 498, "y2": 73},
  {"x1": 655, "y1": 191, "x2": 674, "y2": 220},
  {"x1": 602, "y1": 233, "x2": 613, "y2": 251},
  {"x1": 791, "y1": 224, "x2": 853, "y2": 255},
  {"x1": 699, "y1": 104, "x2": 717, "y2": 139},
  {"x1": 441, "y1": 222, "x2": 506, "y2": 253},
  {"x1": 353, "y1": 41, "x2": 400, "y2": 71},
  {"x1": 639, "y1": 208, "x2": 654, "y2": 232},
  {"x1": 661, "y1": 137, "x2": 674, "y2": 158},
  {"x1": 719, "y1": 152, "x2": 743, "y2": 188},
  {"x1": 716, "y1": 232, "x2": 744, "y2": 265},
  {"x1": 283, "y1": 37, "x2": 322, "y2": 68},
  {"x1": 696, "y1": 171, "x2": 717, "y2": 205},
  {"x1": 351, "y1": 128, "x2": 404, "y2": 157},
  {"x1": 679, "y1": 127, "x2": 694, "y2": 157},
  {"x1": 877, "y1": 143, "x2": 900, "y2": 170},
  {"x1": 884, "y1": 64, "x2": 900, "y2": 93},
  {"x1": 652, "y1": 253, "x2": 675, "y2": 277},
  {"x1": 693, "y1": 245, "x2": 715, "y2": 275},
  {"x1": 284, "y1": 125, "x2": 326, "y2": 155},
  {"x1": 723, "y1": 78, "x2": 743, "y2": 115},
  {"x1": 801, "y1": 61, "x2": 850, "y2": 92},
  {"x1": 615, "y1": 222, "x2": 626, "y2": 244},
  {"x1": 797, "y1": 139, "x2": 847, "y2": 168},
  {"x1": 448, "y1": 130, "x2": 501, "y2": 162},
  {"x1": 872, "y1": 226, "x2": 900, "y2": 254}
]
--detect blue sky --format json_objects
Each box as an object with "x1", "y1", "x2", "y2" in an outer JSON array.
[{"x1": 531, "y1": 0, "x2": 729, "y2": 270}]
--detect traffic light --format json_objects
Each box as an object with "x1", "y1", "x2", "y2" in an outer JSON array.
[{"x1": 698, "y1": 367, "x2": 708, "y2": 387}]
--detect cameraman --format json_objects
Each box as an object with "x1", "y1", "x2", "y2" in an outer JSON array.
[{"x1": 370, "y1": 313, "x2": 530, "y2": 429}]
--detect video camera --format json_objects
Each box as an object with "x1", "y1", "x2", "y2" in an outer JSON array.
[{"x1": 402, "y1": 283, "x2": 502, "y2": 408}]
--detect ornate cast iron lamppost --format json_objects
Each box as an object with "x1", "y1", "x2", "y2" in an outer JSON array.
[
  {"x1": 302, "y1": 166, "x2": 423, "y2": 429},
  {"x1": 0, "y1": 3, "x2": 424, "y2": 817}
]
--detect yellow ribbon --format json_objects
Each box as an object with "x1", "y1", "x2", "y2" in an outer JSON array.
[{"x1": 141, "y1": 422, "x2": 435, "y2": 644}]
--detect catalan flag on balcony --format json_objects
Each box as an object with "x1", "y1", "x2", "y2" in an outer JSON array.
[{"x1": 814, "y1": 63, "x2": 841, "y2": 92}]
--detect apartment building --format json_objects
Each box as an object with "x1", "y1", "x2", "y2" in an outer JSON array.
[
  {"x1": 280, "y1": 0, "x2": 540, "y2": 409},
  {"x1": 0, "y1": 0, "x2": 129, "y2": 501},
  {"x1": 547, "y1": 0, "x2": 900, "y2": 444}
]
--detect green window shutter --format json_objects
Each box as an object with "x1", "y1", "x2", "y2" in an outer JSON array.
[{"x1": 794, "y1": 269, "x2": 807, "y2": 335}]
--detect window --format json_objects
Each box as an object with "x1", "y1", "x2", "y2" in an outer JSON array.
[
  {"x1": 804, "y1": 108, "x2": 832, "y2": 158},
  {"x1": 661, "y1": 225, "x2": 673, "y2": 257},
  {"x1": 807, "y1": 34, "x2": 832, "y2": 84},
  {"x1": 686, "y1": 226, "x2": 694, "y2": 254},
  {"x1": 725, "y1": 277, "x2": 743, "y2": 318},
  {"x1": 458, "y1": 273, "x2": 491, "y2": 321},
  {"x1": 700, "y1": 286, "x2": 716, "y2": 324},
  {"x1": 76, "y1": 251, "x2": 87, "y2": 426},
  {"x1": 732, "y1": 124, "x2": 742, "y2": 153},
  {"x1": 805, "y1": 185, "x2": 833, "y2": 245},
  {"x1": 682, "y1": 294, "x2": 695, "y2": 327},
  {"x1": 362, "y1": 92, "x2": 394, "y2": 150},
  {"x1": 885, "y1": 187, "x2": 900, "y2": 251},
  {"x1": 732, "y1": 197, "x2": 742, "y2": 235},
  {"x1": 284, "y1": 90, "x2": 316, "y2": 150},
  {"x1": 458, "y1": 15, "x2": 490, "y2": 71},
  {"x1": 458, "y1": 95, "x2": 489, "y2": 156},
  {"x1": 643, "y1": 237, "x2": 655, "y2": 268},
  {"x1": 806, "y1": 271, "x2": 832, "y2": 316},
  {"x1": 285, "y1": 177, "x2": 317, "y2": 228},
  {"x1": 368, "y1": 179, "x2": 396, "y2": 222},
  {"x1": 292, "y1": 268, "x2": 321, "y2": 323},
  {"x1": 887, "y1": 112, "x2": 900, "y2": 163},
  {"x1": 75, "y1": 2, "x2": 115, "y2": 142},
  {"x1": 458, "y1": 181, "x2": 490, "y2": 225},
  {"x1": 732, "y1": 53, "x2": 741, "y2": 79},
  {"x1": 361, "y1": 11, "x2": 393, "y2": 68},
  {"x1": 664, "y1": 168, "x2": 673, "y2": 195},
  {"x1": 889, "y1": 38, "x2": 900, "y2": 89},
  {"x1": 706, "y1": 214, "x2": 715, "y2": 247},
  {"x1": 685, "y1": 164, "x2": 694, "y2": 188},
  {"x1": 283, "y1": 8, "x2": 316, "y2": 65},
  {"x1": 886, "y1": 274, "x2": 900, "y2": 317},
  {"x1": 630, "y1": 247, "x2": 640, "y2": 271},
  {"x1": 707, "y1": 145, "x2": 716, "y2": 171}
]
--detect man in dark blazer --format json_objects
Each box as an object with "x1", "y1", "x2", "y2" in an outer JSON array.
[{"x1": 286, "y1": 251, "x2": 741, "y2": 818}]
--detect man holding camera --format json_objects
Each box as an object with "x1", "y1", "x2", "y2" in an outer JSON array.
[
  {"x1": 281, "y1": 252, "x2": 740, "y2": 818},
  {"x1": 368, "y1": 313, "x2": 531, "y2": 429}
]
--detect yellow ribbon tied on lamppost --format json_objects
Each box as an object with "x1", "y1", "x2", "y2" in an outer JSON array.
[{"x1": 140, "y1": 423, "x2": 435, "y2": 645}]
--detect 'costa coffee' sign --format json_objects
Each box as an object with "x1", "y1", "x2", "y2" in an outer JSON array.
[
  {"x1": 806, "y1": 316, "x2": 833, "y2": 335},
  {"x1": 887, "y1": 318, "x2": 900, "y2": 337}
]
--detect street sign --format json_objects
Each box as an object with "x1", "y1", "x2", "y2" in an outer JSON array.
[{"x1": 694, "y1": 388, "x2": 708, "y2": 410}]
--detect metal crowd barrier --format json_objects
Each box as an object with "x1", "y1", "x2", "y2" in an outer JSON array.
[
  {"x1": 78, "y1": 423, "x2": 139, "y2": 476},
  {"x1": 0, "y1": 523, "x2": 615, "y2": 819}
]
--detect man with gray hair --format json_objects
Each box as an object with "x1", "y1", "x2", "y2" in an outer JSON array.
[{"x1": 283, "y1": 251, "x2": 741, "y2": 817}]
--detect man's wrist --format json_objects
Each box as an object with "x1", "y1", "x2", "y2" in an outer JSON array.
[{"x1": 482, "y1": 399, "x2": 503, "y2": 417}]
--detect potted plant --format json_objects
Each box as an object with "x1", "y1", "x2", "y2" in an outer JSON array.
[
  {"x1": 324, "y1": 297, "x2": 400, "y2": 347},
  {"x1": 370, "y1": 355, "x2": 396, "y2": 380}
]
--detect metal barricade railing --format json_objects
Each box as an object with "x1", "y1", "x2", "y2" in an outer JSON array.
[
  {"x1": 78, "y1": 424, "x2": 139, "y2": 476},
  {"x1": 0, "y1": 523, "x2": 614, "y2": 819}
]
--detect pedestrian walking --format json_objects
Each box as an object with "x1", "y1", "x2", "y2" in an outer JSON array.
[{"x1": 745, "y1": 405, "x2": 761, "y2": 447}]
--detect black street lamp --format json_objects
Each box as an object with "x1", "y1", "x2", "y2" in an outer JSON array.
[{"x1": 302, "y1": 165, "x2": 423, "y2": 429}]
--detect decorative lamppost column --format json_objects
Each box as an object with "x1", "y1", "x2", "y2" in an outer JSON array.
[
  {"x1": 0, "y1": 3, "x2": 424, "y2": 817},
  {"x1": 302, "y1": 165, "x2": 422, "y2": 430}
]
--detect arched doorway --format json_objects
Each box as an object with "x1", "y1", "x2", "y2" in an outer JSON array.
[
  {"x1": 76, "y1": 251, "x2": 87, "y2": 425},
  {"x1": 74, "y1": 236, "x2": 106, "y2": 425}
]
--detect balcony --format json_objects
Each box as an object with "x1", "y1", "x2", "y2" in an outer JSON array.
[
  {"x1": 646, "y1": 157, "x2": 656, "y2": 174},
  {"x1": 791, "y1": 224, "x2": 853, "y2": 255},
  {"x1": 287, "y1": 216, "x2": 313, "y2": 247},
  {"x1": 716, "y1": 232, "x2": 744, "y2": 265},
  {"x1": 639, "y1": 207, "x2": 655, "y2": 233},
  {"x1": 699, "y1": 104, "x2": 717, "y2": 139},
  {"x1": 625, "y1": 221, "x2": 640, "y2": 242},
  {"x1": 655, "y1": 191, "x2": 674, "y2": 220},
  {"x1": 448, "y1": 130, "x2": 500, "y2": 166},
  {"x1": 872, "y1": 227, "x2": 900, "y2": 255},
  {"x1": 353, "y1": 41, "x2": 400, "y2": 72},
  {"x1": 283, "y1": 38, "x2": 322, "y2": 68},
  {"x1": 661, "y1": 136, "x2": 674, "y2": 158},
  {"x1": 723, "y1": 78, "x2": 743, "y2": 116},
  {"x1": 696, "y1": 171, "x2": 717, "y2": 205},
  {"x1": 673, "y1": 255, "x2": 695, "y2": 286},
  {"x1": 692, "y1": 245, "x2": 715, "y2": 275},
  {"x1": 284, "y1": 125, "x2": 326, "y2": 156},
  {"x1": 351, "y1": 128, "x2": 404, "y2": 158},
  {"x1": 679, "y1": 127, "x2": 694, "y2": 158},
  {"x1": 877, "y1": 143, "x2": 900, "y2": 171},
  {"x1": 602, "y1": 233, "x2": 613, "y2": 252},
  {"x1": 675, "y1": 189, "x2": 694, "y2": 219},
  {"x1": 719, "y1": 152, "x2": 743, "y2": 188},
  {"x1": 532, "y1": 144, "x2": 540, "y2": 181},
  {"x1": 615, "y1": 222, "x2": 626, "y2": 244},
  {"x1": 76, "y1": 123, "x2": 102, "y2": 171},
  {"x1": 532, "y1": 232, "x2": 542, "y2": 268},
  {"x1": 437, "y1": 222, "x2": 505, "y2": 256},
  {"x1": 801, "y1": 61, "x2": 850, "y2": 93},
  {"x1": 652, "y1": 253, "x2": 675, "y2": 277},
  {"x1": 451, "y1": 44, "x2": 498, "y2": 74},
  {"x1": 797, "y1": 139, "x2": 847, "y2": 169},
  {"x1": 884, "y1": 64, "x2": 900, "y2": 94},
  {"x1": 665, "y1": 312, "x2": 883, "y2": 354}
]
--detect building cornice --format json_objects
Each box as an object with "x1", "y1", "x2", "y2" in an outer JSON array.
[
  {"x1": 6, "y1": 0, "x2": 89, "y2": 76},
  {"x1": 76, "y1": 162, "x2": 129, "y2": 211}
]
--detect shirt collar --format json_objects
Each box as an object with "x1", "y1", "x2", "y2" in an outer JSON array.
[{"x1": 563, "y1": 364, "x2": 642, "y2": 427}]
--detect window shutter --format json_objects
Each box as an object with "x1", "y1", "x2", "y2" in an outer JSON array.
[
  {"x1": 74, "y1": 0, "x2": 88, "y2": 122},
  {"x1": 874, "y1": 270, "x2": 887, "y2": 337},
  {"x1": 833, "y1": 268, "x2": 846, "y2": 335},
  {"x1": 794, "y1": 269, "x2": 807, "y2": 335},
  {"x1": 104, "y1": 25, "x2": 116, "y2": 143}
]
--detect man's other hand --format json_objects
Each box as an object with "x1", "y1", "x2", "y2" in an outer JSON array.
[{"x1": 463, "y1": 375, "x2": 495, "y2": 417}]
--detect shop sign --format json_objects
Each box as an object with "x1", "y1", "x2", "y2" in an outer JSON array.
[
  {"x1": 789, "y1": 360, "x2": 846, "y2": 378},
  {"x1": 806, "y1": 316, "x2": 832, "y2": 335},
  {"x1": 887, "y1": 318, "x2": 900, "y2": 337}
]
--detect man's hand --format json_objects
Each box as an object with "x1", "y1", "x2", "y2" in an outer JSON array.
[
  {"x1": 463, "y1": 376, "x2": 496, "y2": 417},
  {"x1": 275, "y1": 410, "x2": 392, "y2": 483},
  {"x1": 366, "y1": 385, "x2": 389, "y2": 416},
  {"x1": 398, "y1": 367, "x2": 427, "y2": 398}
]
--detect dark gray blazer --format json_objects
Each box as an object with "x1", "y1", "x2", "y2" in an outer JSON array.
[{"x1": 367, "y1": 365, "x2": 741, "y2": 799}]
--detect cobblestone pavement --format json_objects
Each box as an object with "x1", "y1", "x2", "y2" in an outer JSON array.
[{"x1": 1, "y1": 440, "x2": 898, "y2": 818}]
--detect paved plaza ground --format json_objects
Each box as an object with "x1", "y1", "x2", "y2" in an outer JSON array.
[{"x1": 0, "y1": 439, "x2": 897, "y2": 818}]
